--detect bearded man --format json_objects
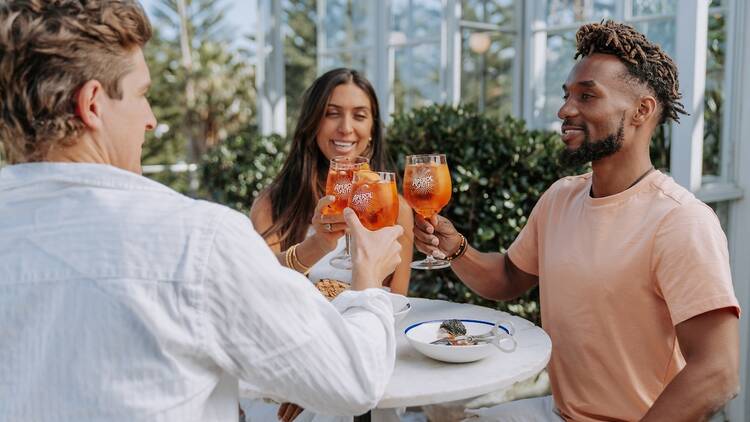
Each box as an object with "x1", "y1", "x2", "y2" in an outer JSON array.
[{"x1": 414, "y1": 21, "x2": 740, "y2": 421}]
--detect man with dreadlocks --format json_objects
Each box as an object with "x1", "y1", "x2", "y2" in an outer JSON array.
[{"x1": 414, "y1": 21, "x2": 740, "y2": 421}]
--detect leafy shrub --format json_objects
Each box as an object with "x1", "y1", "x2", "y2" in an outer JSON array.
[
  {"x1": 387, "y1": 105, "x2": 586, "y2": 324},
  {"x1": 200, "y1": 130, "x2": 288, "y2": 213}
]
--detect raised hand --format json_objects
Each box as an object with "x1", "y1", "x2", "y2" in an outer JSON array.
[
  {"x1": 413, "y1": 214, "x2": 462, "y2": 259},
  {"x1": 311, "y1": 195, "x2": 347, "y2": 251},
  {"x1": 345, "y1": 207, "x2": 404, "y2": 290}
]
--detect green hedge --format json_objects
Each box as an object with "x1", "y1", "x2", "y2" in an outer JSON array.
[
  {"x1": 200, "y1": 105, "x2": 585, "y2": 324},
  {"x1": 200, "y1": 130, "x2": 288, "y2": 213}
]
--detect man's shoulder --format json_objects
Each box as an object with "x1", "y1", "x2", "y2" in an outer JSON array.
[
  {"x1": 644, "y1": 172, "x2": 721, "y2": 232},
  {"x1": 648, "y1": 172, "x2": 714, "y2": 216},
  {"x1": 648, "y1": 171, "x2": 696, "y2": 205}
]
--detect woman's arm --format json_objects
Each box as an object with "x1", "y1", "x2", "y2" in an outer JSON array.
[
  {"x1": 386, "y1": 196, "x2": 414, "y2": 295},
  {"x1": 249, "y1": 192, "x2": 282, "y2": 253},
  {"x1": 250, "y1": 193, "x2": 345, "y2": 271}
]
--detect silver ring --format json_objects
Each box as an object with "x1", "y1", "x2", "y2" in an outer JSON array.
[{"x1": 325, "y1": 223, "x2": 332, "y2": 232}]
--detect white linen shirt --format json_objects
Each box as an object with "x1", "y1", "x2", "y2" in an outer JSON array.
[{"x1": 0, "y1": 163, "x2": 395, "y2": 422}]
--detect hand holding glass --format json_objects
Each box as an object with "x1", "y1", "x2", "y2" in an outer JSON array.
[
  {"x1": 403, "y1": 154, "x2": 452, "y2": 270},
  {"x1": 326, "y1": 156, "x2": 369, "y2": 269}
]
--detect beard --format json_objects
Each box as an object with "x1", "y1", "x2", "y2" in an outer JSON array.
[{"x1": 560, "y1": 115, "x2": 625, "y2": 168}]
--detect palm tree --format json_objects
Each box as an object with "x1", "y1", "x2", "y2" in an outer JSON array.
[{"x1": 143, "y1": 0, "x2": 256, "y2": 168}]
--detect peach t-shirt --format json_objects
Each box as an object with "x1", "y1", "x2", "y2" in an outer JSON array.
[{"x1": 508, "y1": 170, "x2": 740, "y2": 421}]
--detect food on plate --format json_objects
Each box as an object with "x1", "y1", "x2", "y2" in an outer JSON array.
[
  {"x1": 436, "y1": 319, "x2": 474, "y2": 346},
  {"x1": 315, "y1": 278, "x2": 349, "y2": 300}
]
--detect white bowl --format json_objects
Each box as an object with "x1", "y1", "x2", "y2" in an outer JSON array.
[
  {"x1": 404, "y1": 319, "x2": 514, "y2": 363},
  {"x1": 388, "y1": 293, "x2": 411, "y2": 324}
]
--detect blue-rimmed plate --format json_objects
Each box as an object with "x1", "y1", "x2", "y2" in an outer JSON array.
[{"x1": 404, "y1": 319, "x2": 514, "y2": 363}]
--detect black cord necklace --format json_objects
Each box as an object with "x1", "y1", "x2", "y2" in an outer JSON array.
[{"x1": 591, "y1": 165, "x2": 655, "y2": 197}]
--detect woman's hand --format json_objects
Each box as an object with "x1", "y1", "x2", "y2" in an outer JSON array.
[
  {"x1": 310, "y1": 195, "x2": 347, "y2": 252},
  {"x1": 277, "y1": 402, "x2": 304, "y2": 422}
]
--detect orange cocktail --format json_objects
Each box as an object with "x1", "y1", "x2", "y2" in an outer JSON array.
[
  {"x1": 404, "y1": 158, "x2": 451, "y2": 219},
  {"x1": 403, "y1": 153, "x2": 452, "y2": 270},
  {"x1": 324, "y1": 156, "x2": 369, "y2": 216},
  {"x1": 348, "y1": 171, "x2": 399, "y2": 231}
]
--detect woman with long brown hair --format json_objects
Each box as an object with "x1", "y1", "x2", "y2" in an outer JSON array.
[
  {"x1": 244, "y1": 68, "x2": 413, "y2": 422},
  {"x1": 250, "y1": 67, "x2": 413, "y2": 293}
]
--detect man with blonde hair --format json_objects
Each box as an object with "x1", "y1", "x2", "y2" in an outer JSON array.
[{"x1": 0, "y1": 1, "x2": 403, "y2": 421}]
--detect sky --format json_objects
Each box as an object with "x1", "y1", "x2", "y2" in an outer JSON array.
[{"x1": 138, "y1": 0, "x2": 257, "y2": 44}]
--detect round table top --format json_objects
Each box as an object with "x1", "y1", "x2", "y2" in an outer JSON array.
[{"x1": 376, "y1": 297, "x2": 551, "y2": 409}]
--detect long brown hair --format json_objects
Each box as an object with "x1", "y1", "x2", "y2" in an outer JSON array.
[{"x1": 262, "y1": 68, "x2": 391, "y2": 249}]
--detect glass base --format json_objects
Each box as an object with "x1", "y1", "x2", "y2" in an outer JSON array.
[
  {"x1": 329, "y1": 254, "x2": 353, "y2": 270},
  {"x1": 410, "y1": 257, "x2": 451, "y2": 270}
]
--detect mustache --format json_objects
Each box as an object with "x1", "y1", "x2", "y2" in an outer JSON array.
[{"x1": 561, "y1": 120, "x2": 587, "y2": 129}]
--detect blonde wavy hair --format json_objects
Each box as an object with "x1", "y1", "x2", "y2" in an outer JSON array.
[{"x1": 0, "y1": 0, "x2": 152, "y2": 164}]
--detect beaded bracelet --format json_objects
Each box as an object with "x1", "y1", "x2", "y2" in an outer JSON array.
[{"x1": 444, "y1": 234, "x2": 468, "y2": 262}]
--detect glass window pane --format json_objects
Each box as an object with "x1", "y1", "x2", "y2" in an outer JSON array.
[
  {"x1": 393, "y1": 43, "x2": 441, "y2": 114},
  {"x1": 632, "y1": 0, "x2": 676, "y2": 17},
  {"x1": 319, "y1": 51, "x2": 368, "y2": 73},
  {"x1": 323, "y1": 0, "x2": 368, "y2": 50},
  {"x1": 461, "y1": 0, "x2": 515, "y2": 27},
  {"x1": 461, "y1": 30, "x2": 515, "y2": 118},
  {"x1": 392, "y1": 0, "x2": 442, "y2": 40},
  {"x1": 537, "y1": 31, "x2": 577, "y2": 128},
  {"x1": 632, "y1": 18, "x2": 675, "y2": 57},
  {"x1": 703, "y1": 11, "x2": 726, "y2": 177},
  {"x1": 545, "y1": 0, "x2": 616, "y2": 27}
]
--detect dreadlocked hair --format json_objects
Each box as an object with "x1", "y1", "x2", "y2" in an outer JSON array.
[{"x1": 575, "y1": 20, "x2": 687, "y2": 124}]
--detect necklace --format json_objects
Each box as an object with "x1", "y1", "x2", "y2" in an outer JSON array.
[
  {"x1": 627, "y1": 165, "x2": 655, "y2": 189},
  {"x1": 590, "y1": 165, "x2": 655, "y2": 197}
]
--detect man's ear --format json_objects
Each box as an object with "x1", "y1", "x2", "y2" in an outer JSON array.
[
  {"x1": 631, "y1": 95, "x2": 658, "y2": 127},
  {"x1": 74, "y1": 80, "x2": 105, "y2": 130}
]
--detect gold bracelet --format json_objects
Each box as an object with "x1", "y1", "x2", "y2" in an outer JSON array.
[
  {"x1": 290, "y1": 243, "x2": 312, "y2": 276},
  {"x1": 445, "y1": 234, "x2": 468, "y2": 262},
  {"x1": 284, "y1": 245, "x2": 295, "y2": 269}
]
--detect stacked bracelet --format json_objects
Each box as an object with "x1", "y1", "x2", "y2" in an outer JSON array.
[
  {"x1": 445, "y1": 234, "x2": 468, "y2": 262},
  {"x1": 285, "y1": 243, "x2": 311, "y2": 276}
]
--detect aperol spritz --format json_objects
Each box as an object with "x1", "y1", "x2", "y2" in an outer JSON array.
[
  {"x1": 327, "y1": 156, "x2": 369, "y2": 269},
  {"x1": 404, "y1": 154, "x2": 452, "y2": 269},
  {"x1": 348, "y1": 171, "x2": 399, "y2": 231}
]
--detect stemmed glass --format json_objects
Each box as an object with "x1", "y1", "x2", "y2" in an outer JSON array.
[
  {"x1": 403, "y1": 153, "x2": 452, "y2": 270},
  {"x1": 348, "y1": 171, "x2": 399, "y2": 231},
  {"x1": 326, "y1": 156, "x2": 369, "y2": 269}
]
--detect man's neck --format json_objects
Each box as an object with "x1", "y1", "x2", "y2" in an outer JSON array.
[
  {"x1": 590, "y1": 147, "x2": 654, "y2": 198},
  {"x1": 44, "y1": 135, "x2": 111, "y2": 166}
]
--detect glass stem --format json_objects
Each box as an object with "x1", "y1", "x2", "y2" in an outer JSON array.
[{"x1": 344, "y1": 233, "x2": 351, "y2": 257}]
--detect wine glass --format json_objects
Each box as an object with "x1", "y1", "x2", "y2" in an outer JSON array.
[
  {"x1": 403, "y1": 154, "x2": 452, "y2": 270},
  {"x1": 348, "y1": 171, "x2": 399, "y2": 231},
  {"x1": 327, "y1": 156, "x2": 369, "y2": 269}
]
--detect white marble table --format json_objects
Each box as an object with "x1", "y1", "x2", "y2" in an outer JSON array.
[{"x1": 370, "y1": 298, "x2": 551, "y2": 422}]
